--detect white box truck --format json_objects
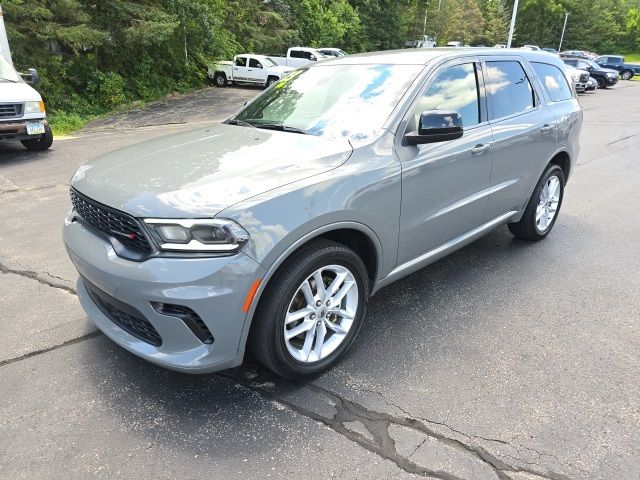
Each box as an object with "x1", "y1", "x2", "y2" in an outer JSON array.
[{"x1": 0, "y1": 6, "x2": 53, "y2": 151}]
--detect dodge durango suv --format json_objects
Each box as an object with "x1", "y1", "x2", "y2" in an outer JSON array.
[{"x1": 64, "y1": 49, "x2": 582, "y2": 379}]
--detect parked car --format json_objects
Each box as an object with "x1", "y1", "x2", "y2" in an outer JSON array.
[
  {"x1": 494, "y1": 44, "x2": 507, "y2": 48},
  {"x1": 318, "y1": 48, "x2": 348, "y2": 57},
  {"x1": 0, "y1": 55, "x2": 52, "y2": 150},
  {"x1": 563, "y1": 64, "x2": 590, "y2": 93},
  {"x1": 445, "y1": 41, "x2": 463, "y2": 47},
  {"x1": 64, "y1": 49, "x2": 582, "y2": 379},
  {"x1": 585, "y1": 77, "x2": 597, "y2": 91},
  {"x1": 562, "y1": 57, "x2": 618, "y2": 88},
  {"x1": 595, "y1": 55, "x2": 640, "y2": 80},
  {"x1": 269, "y1": 47, "x2": 326, "y2": 68},
  {"x1": 542, "y1": 48, "x2": 557, "y2": 54},
  {"x1": 405, "y1": 35, "x2": 436, "y2": 48},
  {"x1": 208, "y1": 54, "x2": 293, "y2": 88},
  {"x1": 561, "y1": 50, "x2": 588, "y2": 58},
  {"x1": 522, "y1": 45, "x2": 541, "y2": 51}
]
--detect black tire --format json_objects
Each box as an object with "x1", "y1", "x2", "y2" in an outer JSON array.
[
  {"x1": 249, "y1": 239, "x2": 369, "y2": 379},
  {"x1": 266, "y1": 76, "x2": 278, "y2": 87},
  {"x1": 20, "y1": 124, "x2": 53, "y2": 151},
  {"x1": 213, "y1": 72, "x2": 227, "y2": 87},
  {"x1": 508, "y1": 164, "x2": 565, "y2": 241},
  {"x1": 620, "y1": 70, "x2": 633, "y2": 80},
  {"x1": 596, "y1": 77, "x2": 605, "y2": 89}
]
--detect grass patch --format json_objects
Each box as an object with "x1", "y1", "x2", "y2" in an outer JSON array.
[
  {"x1": 624, "y1": 53, "x2": 640, "y2": 63},
  {"x1": 49, "y1": 112, "x2": 91, "y2": 136}
]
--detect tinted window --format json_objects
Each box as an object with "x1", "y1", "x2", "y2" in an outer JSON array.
[
  {"x1": 532, "y1": 62, "x2": 573, "y2": 102},
  {"x1": 415, "y1": 63, "x2": 479, "y2": 128},
  {"x1": 290, "y1": 50, "x2": 302, "y2": 59},
  {"x1": 486, "y1": 61, "x2": 535, "y2": 119},
  {"x1": 611, "y1": 57, "x2": 623, "y2": 65},
  {"x1": 248, "y1": 58, "x2": 262, "y2": 68}
]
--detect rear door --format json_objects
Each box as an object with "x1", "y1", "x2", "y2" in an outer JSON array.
[
  {"x1": 482, "y1": 57, "x2": 558, "y2": 219},
  {"x1": 233, "y1": 56, "x2": 251, "y2": 81},
  {"x1": 395, "y1": 58, "x2": 494, "y2": 264}
]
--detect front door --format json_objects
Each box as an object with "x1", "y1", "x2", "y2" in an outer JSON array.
[
  {"x1": 395, "y1": 60, "x2": 494, "y2": 265},
  {"x1": 247, "y1": 58, "x2": 267, "y2": 83}
]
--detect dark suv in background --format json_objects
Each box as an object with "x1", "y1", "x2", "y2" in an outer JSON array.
[
  {"x1": 596, "y1": 55, "x2": 640, "y2": 80},
  {"x1": 562, "y1": 57, "x2": 618, "y2": 88}
]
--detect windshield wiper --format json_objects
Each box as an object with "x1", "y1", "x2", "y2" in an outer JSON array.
[
  {"x1": 226, "y1": 119, "x2": 256, "y2": 128},
  {"x1": 252, "y1": 123, "x2": 310, "y2": 135}
]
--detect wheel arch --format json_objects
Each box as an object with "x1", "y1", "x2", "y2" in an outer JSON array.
[
  {"x1": 549, "y1": 150, "x2": 571, "y2": 184},
  {"x1": 236, "y1": 222, "x2": 383, "y2": 352}
]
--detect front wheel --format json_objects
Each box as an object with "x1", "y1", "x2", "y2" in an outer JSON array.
[
  {"x1": 508, "y1": 164, "x2": 565, "y2": 241},
  {"x1": 213, "y1": 72, "x2": 227, "y2": 87},
  {"x1": 620, "y1": 70, "x2": 633, "y2": 80},
  {"x1": 21, "y1": 124, "x2": 53, "y2": 151},
  {"x1": 250, "y1": 240, "x2": 369, "y2": 379},
  {"x1": 266, "y1": 76, "x2": 278, "y2": 87},
  {"x1": 597, "y1": 77, "x2": 605, "y2": 89}
]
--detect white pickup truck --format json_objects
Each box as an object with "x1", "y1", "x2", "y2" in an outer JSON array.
[
  {"x1": 208, "y1": 54, "x2": 294, "y2": 88},
  {"x1": 269, "y1": 47, "x2": 326, "y2": 68}
]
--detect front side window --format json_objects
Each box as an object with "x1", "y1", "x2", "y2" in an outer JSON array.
[
  {"x1": 486, "y1": 61, "x2": 535, "y2": 120},
  {"x1": 248, "y1": 58, "x2": 262, "y2": 69},
  {"x1": 531, "y1": 62, "x2": 573, "y2": 102},
  {"x1": 233, "y1": 64, "x2": 423, "y2": 141},
  {"x1": 414, "y1": 63, "x2": 480, "y2": 128}
]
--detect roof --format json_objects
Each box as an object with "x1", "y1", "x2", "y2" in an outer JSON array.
[{"x1": 316, "y1": 47, "x2": 562, "y2": 66}]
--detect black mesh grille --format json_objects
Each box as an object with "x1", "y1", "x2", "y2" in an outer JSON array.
[
  {"x1": 0, "y1": 103, "x2": 22, "y2": 118},
  {"x1": 151, "y1": 303, "x2": 214, "y2": 344},
  {"x1": 84, "y1": 279, "x2": 162, "y2": 347},
  {"x1": 70, "y1": 188, "x2": 152, "y2": 253}
]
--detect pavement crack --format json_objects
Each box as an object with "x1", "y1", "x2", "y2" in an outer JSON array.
[
  {"x1": 0, "y1": 262, "x2": 76, "y2": 295},
  {"x1": 607, "y1": 134, "x2": 636, "y2": 146},
  {"x1": 225, "y1": 373, "x2": 573, "y2": 480},
  {"x1": 0, "y1": 330, "x2": 101, "y2": 367}
]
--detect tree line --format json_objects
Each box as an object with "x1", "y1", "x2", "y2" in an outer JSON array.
[{"x1": 2, "y1": 0, "x2": 639, "y2": 124}]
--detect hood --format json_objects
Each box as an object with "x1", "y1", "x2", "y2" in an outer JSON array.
[
  {"x1": 596, "y1": 67, "x2": 618, "y2": 74},
  {"x1": 71, "y1": 123, "x2": 352, "y2": 218},
  {"x1": 270, "y1": 65, "x2": 294, "y2": 74},
  {"x1": 0, "y1": 81, "x2": 42, "y2": 102}
]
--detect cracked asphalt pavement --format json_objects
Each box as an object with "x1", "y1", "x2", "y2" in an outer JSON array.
[{"x1": 1, "y1": 83, "x2": 639, "y2": 480}]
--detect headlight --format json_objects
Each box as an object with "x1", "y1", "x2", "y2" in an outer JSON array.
[
  {"x1": 24, "y1": 101, "x2": 45, "y2": 114},
  {"x1": 143, "y1": 218, "x2": 249, "y2": 252},
  {"x1": 607, "y1": 72, "x2": 617, "y2": 78}
]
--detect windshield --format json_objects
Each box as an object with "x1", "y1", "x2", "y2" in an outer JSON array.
[
  {"x1": 262, "y1": 57, "x2": 277, "y2": 67},
  {"x1": 0, "y1": 56, "x2": 21, "y2": 82},
  {"x1": 232, "y1": 64, "x2": 423, "y2": 141}
]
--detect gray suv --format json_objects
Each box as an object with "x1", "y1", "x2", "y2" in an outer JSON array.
[{"x1": 64, "y1": 49, "x2": 582, "y2": 379}]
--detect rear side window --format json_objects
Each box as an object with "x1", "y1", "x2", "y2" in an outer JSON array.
[
  {"x1": 486, "y1": 61, "x2": 535, "y2": 119},
  {"x1": 531, "y1": 62, "x2": 573, "y2": 102},
  {"x1": 611, "y1": 57, "x2": 623, "y2": 65},
  {"x1": 290, "y1": 50, "x2": 302, "y2": 58},
  {"x1": 415, "y1": 63, "x2": 480, "y2": 128}
]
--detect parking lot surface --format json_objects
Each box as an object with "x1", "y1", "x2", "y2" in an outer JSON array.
[{"x1": 1, "y1": 83, "x2": 639, "y2": 480}]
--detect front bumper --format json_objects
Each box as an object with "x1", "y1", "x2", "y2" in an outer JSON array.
[
  {"x1": 64, "y1": 214, "x2": 266, "y2": 373},
  {"x1": 605, "y1": 76, "x2": 618, "y2": 86},
  {"x1": 0, "y1": 119, "x2": 48, "y2": 141}
]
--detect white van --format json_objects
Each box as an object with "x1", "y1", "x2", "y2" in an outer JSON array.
[{"x1": 0, "y1": 55, "x2": 52, "y2": 151}]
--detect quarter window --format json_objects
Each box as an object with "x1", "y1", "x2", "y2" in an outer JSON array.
[
  {"x1": 486, "y1": 61, "x2": 535, "y2": 119},
  {"x1": 531, "y1": 62, "x2": 573, "y2": 102},
  {"x1": 415, "y1": 63, "x2": 480, "y2": 128}
]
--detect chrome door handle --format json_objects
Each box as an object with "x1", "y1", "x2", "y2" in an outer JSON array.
[
  {"x1": 471, "y1": 144, "x2": 490, "y2": 155},
  {"x1": 541, "y1": 124, "x2": 555, "y2": 133}
]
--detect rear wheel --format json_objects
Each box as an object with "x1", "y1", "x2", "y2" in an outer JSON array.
[
  {"x1": 21, "y1": 124, "x2": 53, "y2": 151},
  {"x1": 213, "y1": 72, "x2": 227, "y2": 87},
  {"x1": 250, "y1": 239, "x2": 369, "y2": 379},
  {"x1": 508, "y1": 164, "x2": 564, "y2": 241},
  {"x1": 620, "y1": 70, "x2": 633, "y2": 80}
]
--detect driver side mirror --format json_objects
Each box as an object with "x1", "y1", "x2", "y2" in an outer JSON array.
[
  {"x1": 405, "y1": 110, "x2": 464, "y2": 146},
  {"x1": 23, "y1": 68, "x2": 40, "y2": 85},
  {"x1": 310, "y1": 55, "x2": 317, "y2": 61}
]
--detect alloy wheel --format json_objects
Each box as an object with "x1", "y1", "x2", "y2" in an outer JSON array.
[
  {"x1": 283, "y1": 264, "x2": 358, "y2": 363},
  {"x1": 536, "y1": 175, "x2": 561, "y2": 233}
]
